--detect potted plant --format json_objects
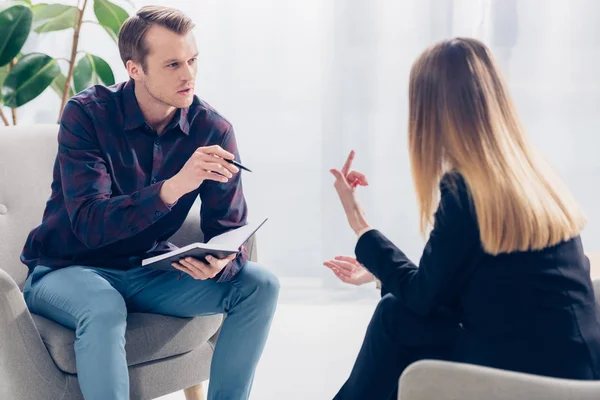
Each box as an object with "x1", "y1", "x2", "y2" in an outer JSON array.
[{"x1": 0, "y1": 0, "x2": 131, "y2": 126}]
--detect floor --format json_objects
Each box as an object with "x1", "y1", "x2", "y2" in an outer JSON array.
[{"x1": 155, "y1": 284, "x2": 380, "y2": 400}]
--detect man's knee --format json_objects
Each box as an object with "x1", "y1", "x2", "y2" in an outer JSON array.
[{"x1": 237, "y1": 262, "x2": 280, "y2": 305}]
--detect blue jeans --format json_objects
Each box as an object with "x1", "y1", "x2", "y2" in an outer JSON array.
[{"x1": 23, "y1": 262, "x2": 280, "y2": 400}]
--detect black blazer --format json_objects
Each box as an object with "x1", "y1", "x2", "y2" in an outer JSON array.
[{"x1": 355, "y1": 172, "x2": 600, "y2": 380}]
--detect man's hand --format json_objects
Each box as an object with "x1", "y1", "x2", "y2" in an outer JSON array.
[
  {"x1": 160, "y1": 145, "x2": 240, "y2": 204},
  {"x1": 172, "y1": 253, "x2": 237, "y2": 280}
]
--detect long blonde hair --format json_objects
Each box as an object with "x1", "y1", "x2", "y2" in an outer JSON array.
[{"x1": 408, "y1": 38, "x2": 586, "y2": 254}]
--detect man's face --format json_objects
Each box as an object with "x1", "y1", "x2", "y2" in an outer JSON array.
[{"x1": 135, "y1": 25, "x2": 198, "y2": 109}]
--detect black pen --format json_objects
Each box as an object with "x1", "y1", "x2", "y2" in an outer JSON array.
[{"x1": 225, "y1": 158, "x2": 252, "y2": 172}]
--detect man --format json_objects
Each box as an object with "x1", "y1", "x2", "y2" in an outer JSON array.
[{"x1": 20, "y1": 6, "x2": 279, "y2": 400}]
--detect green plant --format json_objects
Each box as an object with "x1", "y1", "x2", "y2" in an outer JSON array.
[{"x1": 0, "y1": 0, "x2": 132, "y2": 126}]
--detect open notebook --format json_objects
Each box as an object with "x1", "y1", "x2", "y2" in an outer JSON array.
[{"x1": 141, "y1": 217, "x2": 268, "y2": 270}]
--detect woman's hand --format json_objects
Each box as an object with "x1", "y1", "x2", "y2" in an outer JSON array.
[
  {"x1": 324, "y1": 256, "x2": 374, "y2": 286},
  {"x1": 330, "y1": 150, "x2": 371, "y2": 236}
]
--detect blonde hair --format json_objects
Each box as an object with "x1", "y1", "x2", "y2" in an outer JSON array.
[
  {"x1": 118, "y1": 6, "x2": 195, "y2": 71},
  {"x1": 408, "y1": 38, "x2": 586, "y2": 254}
]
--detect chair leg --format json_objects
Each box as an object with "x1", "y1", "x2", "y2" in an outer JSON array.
[{"x1": 184, "y1": 382, "x2": 206, "y2": 400}]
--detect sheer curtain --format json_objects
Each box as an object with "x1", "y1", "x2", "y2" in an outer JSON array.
[{"x1": 17, "y1": 0, "x2": 600, "y2": 287}]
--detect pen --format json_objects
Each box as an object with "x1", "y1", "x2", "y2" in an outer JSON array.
[{"x1": 225, "y1": 158, "x2": 252, "y2": 172}]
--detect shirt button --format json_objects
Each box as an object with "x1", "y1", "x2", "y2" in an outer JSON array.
[
  {"x1": 155, "y1": 211, "x2": 162, "y2": 217},
  {"x1": 154, "y1": 139, "x2": 160, "y2": 146},
  {"x1": 151, "y1": 178, "x2": 157, "y2": 184}
]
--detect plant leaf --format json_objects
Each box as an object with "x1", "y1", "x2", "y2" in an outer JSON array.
[
  {"x1": 0, "y1": 1, "x2": 31, "y2": 12},
  {"x1": 91, "y1": 54, "x2": 115, "y2": 86},
  {"x1": 0, "y1": 64, "x2": 8, "y2": 105},
  {"x1": 32, "y1": 3, "x2": 80, "y2": 33},
  {"x1": 94, "y1": 0, "x2": 128, "y2": 43},
  {"x1": 50, "y1": 71, "x2": 74, "y2": 100},
  {"x1": 1, "y1": 52, "x2": 60, "y2": 107},
  {"x1": 0, "y1": 5, "x2": 33, "y2": 67},
  {"x1": 0, "y1": 51, "x2": 23, "y2": 105},
  {"x1": 73, "y1": 53, "x2": 115, "y2": 93}
]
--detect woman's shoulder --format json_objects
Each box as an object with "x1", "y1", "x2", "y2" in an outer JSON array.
[
  {"x1": 435, "y1": 170, "x2": 479, "y2": 228},
  {"x1": 440, "y1": 170, "x2": 470, "y2": 203}
]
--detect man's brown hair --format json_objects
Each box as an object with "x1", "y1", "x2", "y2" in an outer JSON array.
[{"x1": 118, "y1": 6, "x2": 195, "y2": 71}]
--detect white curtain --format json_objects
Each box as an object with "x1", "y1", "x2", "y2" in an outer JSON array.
[{"x1": 19, "y1": 0, "x2": 600, "y2": 287}]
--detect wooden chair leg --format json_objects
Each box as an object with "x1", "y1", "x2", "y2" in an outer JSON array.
[{"x1": 184, "y1": 382, "x2": 206, "y2": 400}]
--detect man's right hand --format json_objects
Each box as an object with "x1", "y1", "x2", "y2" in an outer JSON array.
[{"x1": 160, "y1": 145, "x2": 240, "y2": 204}]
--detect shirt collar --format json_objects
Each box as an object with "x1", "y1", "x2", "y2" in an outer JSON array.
[{"x1": 122, "y1": 79, "x2": 191, "y2": 135}]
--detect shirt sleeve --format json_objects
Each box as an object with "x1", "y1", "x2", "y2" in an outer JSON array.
[
  {"x1": 198, "y1": 125, "x2": 249, "y2": 282},
  {"x1": 355, "y1": 173, "x2": 480, "y2": 316},
  {"x1": 58, "y1": 100, "x2": 174, "y2": 249}
]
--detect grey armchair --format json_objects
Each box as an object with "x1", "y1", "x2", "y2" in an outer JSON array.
[
  {"x1": 398, "y1": 266, "x2": 600, "y2": 400},
  {"x1": 0, "y1": 124, "x2": 257, "y2": 400}
]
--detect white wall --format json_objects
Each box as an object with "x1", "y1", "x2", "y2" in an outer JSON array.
[{"x1": 14, "y1": 0, "x2": 600, "y2": 283}]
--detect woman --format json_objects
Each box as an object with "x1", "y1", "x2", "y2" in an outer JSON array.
[{"x1": 325, "y1": 37, "x2": 600, "y2": 400}]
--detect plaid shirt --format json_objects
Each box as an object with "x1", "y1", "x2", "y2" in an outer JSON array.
[{"x1": 21, "y1": 79, "x2": 248, "y2": 282}]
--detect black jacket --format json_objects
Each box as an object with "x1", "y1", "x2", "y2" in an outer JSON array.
[{"x1": 356, "y1": 172, "x2": 600, "y2": 379}]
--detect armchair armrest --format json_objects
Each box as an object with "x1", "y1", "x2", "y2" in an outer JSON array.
[
  {"x1": 399, "y1": 359, "x2": 600, "y2": 400},
  {"x1": 0, "y1": 268, "x2": 66, "y2": 399}
]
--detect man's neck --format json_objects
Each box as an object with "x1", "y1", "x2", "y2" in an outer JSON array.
[{"x1": 134, "y1": 83, "x2": 177, "y2": 135}]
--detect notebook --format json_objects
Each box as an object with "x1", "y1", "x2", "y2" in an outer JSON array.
[{"x1": 141, "y1": 217, "x2": 268, "y2": 270}]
